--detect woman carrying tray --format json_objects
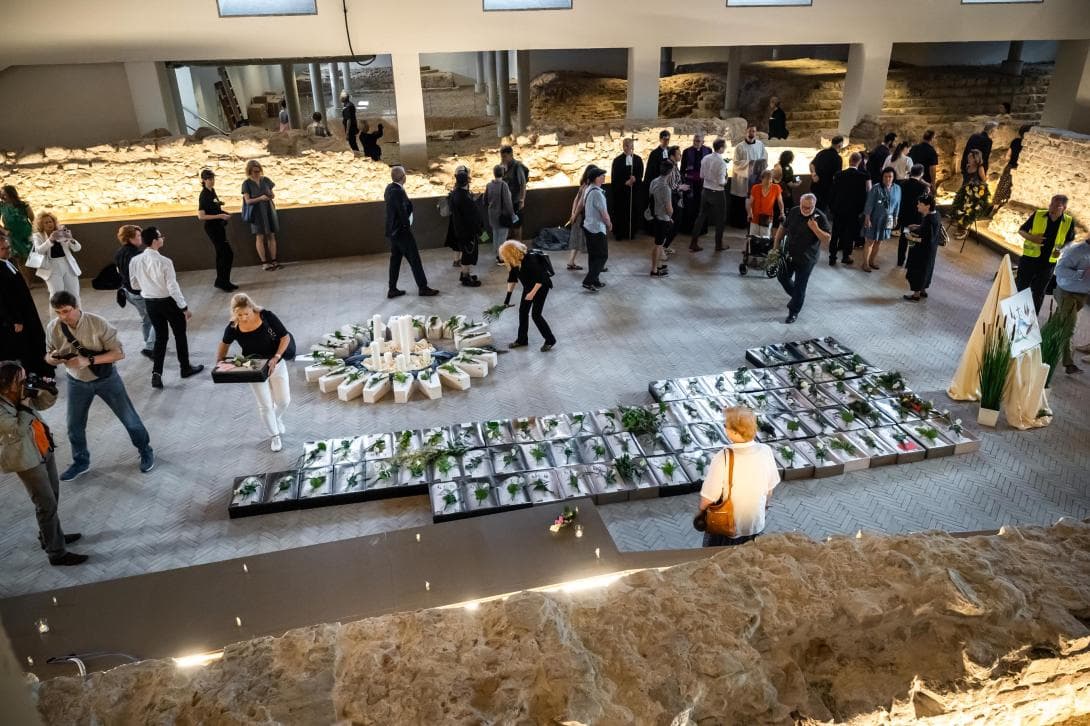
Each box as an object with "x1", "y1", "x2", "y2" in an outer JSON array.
[{"x1": 215, "y1": 293, "x2": 295, "y2": 452}]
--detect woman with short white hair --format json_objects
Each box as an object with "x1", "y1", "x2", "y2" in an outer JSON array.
[
  {"x1": 696, "y1": 405, "x2": 780, "y2": 547},
  {"x1": 215, "y1": 293, "x2": 294, "y2": 452},
  {"x1": 31, "y1": 211, "x2": 82, "y2": 304}
]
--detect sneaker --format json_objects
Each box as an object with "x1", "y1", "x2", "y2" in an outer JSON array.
[
  {"x1": 541, "y1": 343, "x2": 555, "y2": 352},
  {"x1": 785, "y1": 314, "x2": 798, "y2": 324},
  {"x1": 828, "y1": 259, "x2": 837, "y2": 267},
  {"x1": 270, "y1": 435, "x2": 283, "y2": 452},
  {"x1": 387, "y1": 288, "x2": 406, "y2": 299},
  {"x1": 592, "y1": 282, "x2": 606, "y2": 289},
  {"x1": 277, "y1": 418, "x2": 286, "y2": 435},
  {"x1": 566, "y1": 264, "x2": 584, "y2": 271},
  {"x1": 508, "y1": 341, "x2": 527, "y2": 349},
  {"x1": 582, "y1": 284, "x2": 598, "y2": 293},
  {"x1": 689, "y1": 244, "x2": 704, "y2": 252},
  {"x1": 60, "y1": 462, "x2": 90, "y2": 482},
  {"x1": 842, "y1": 257, "x2": 854, "y2": 265},
  {"x1": 140, "y1": 349, "x2": 155, "y2": 360},
  {"x1": 151, "y1": 372, "x2": 163, "y2": 389},
  {"x1": 180, "y1": 364, "x2": 205, "y2": 379},
  {"x1": 419, "y1": 287, "x2": 440, "y2": 296},
  {"x1": 50, "y1": 552, "x2": 89, "y2": 567},
  {"x1": 460, "y1": 276, "x2": 482, "y2": 287},
  {"x1": 1066, "y1": 364, "x2": 1083, "y2": 375},
  {"x1": 650, "y1": 270, "x2": 668, "y2": 277},
  {"x1": 139, "y1": 448, "x2": 156, "y2": 473}
]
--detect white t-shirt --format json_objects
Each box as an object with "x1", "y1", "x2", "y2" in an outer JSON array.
[
  {"x1": 699, "y1": 441, "x2": 780, "y2": 537},
  {"x1": 883, "y1": 154, "x2": 913, "y2": 180}
]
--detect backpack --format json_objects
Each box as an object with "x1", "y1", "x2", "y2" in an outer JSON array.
[
  {"x1": 528, "y1": 249, "x2": 555, "y2": 276},
  {"x1": 533, "y1": 226, "x2": 570, "y2": 251}
]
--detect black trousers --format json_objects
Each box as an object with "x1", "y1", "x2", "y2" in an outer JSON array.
[
  {"x1": 583, "y1": 230, "x2": 608, "y2": 286},
  {"x1": 515, "y1": 287, "x2": 556, "y2": 345},
  {"x1": 777, "y1": 256, "x2": 816, "y2": 316},
  {"x1": 897, "y1": 230, "x2": 910, "y2": 267},
  {"x1": 346, "y1": 130, "x2": 359, "y2": 151},
  {"x1": 144, "y1": 297, "x2": 193, "y2": 375},
  {"x1": 691, "y1": 188, "x2": 726, "y2": 248},
  {"x1": 829, "y1": 214, "x2": 859, "y2": 262},
  {"x1": 205, "y1": 223, "x2": 234, "y2": 286},
  {"x1": 703, "y1": 531, "x2": 759, "y2": 547},
  {"x1": 387, "y1": 234, "x2": 429, "y2": 291},
  {"x1": 1015, "y1": 256, "x2": 1055, "y2": 314},
  {"x1": 654, "y1": 219, "x2": 676, "y2": 248}
]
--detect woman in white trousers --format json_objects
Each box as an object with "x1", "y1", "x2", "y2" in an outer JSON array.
[
  {"x1": 31, "y1": 212, "x2": 82, "y2": 304},
  {"x1": 214, "y1": 293, "x2": 294, "y2": 452}
]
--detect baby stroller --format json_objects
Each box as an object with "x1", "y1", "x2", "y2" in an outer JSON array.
[{"x1": 739, "y1": 234, "x2": 783, "y2": 278}]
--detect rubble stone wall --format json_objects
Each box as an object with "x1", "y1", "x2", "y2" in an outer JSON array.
[
  {"x1": 1012, "y1": 127, "x2": 1090, "y2": 214},
  {"x1": 32, "y1": 522, "x2": 1090, "y2": 724}
]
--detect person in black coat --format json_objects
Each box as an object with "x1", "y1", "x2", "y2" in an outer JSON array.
[
  {"x1": 0, "y1": 237, "x2": 53, "y2": 377},
  {"x1": 960, "y1": 121, "x2": 997, "y2": 184},
  {"x1": 904, "y1": 194, "x2": 942, "y2": 302},
  {"x1": 866, "y1": 132, "x2": 897, "y2": 184},
  {"x1": 341, "y1": 93, "x2": 359, "y2": 152},
  {"x1": 499, "y1": 240, "x2": 556, "y2": 352},
  {"x1": 359, "y1": 120, "x2": 383, "y2": 161},
  {"x1": 445, "y1": 168, "x2": 484, "y2": 287},
  {"x1": 827, "y1": 153, "x2": 869, "y2": 265},
  {"x1": 384, "y1": 166, "x2": 438, "y2": 298},
  {"x1": 895, "y1": 164, "x2": 931, "y2": 267},
  {"x1": 809, "y1": 135, "x2": 844, "y2": 213},
  {"x1": 609, "y1": 138, "x2": 645, "y2": 241}
]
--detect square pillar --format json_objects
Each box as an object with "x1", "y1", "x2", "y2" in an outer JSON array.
[
  {"x1": 721, "y1": 47, "x2": 742, "y2": 118},
  {"x1": 626, "y1": 46, "x2": 660, "y2": 121},
  {"x1": 124, "y1": 61, "x2": 176, "y2": 134},
  {"x1": 839, "y1": 41, "x2": 892, "y2": 135},
  {"x1": 391, "y1": 51, "x2": 428, "y2": 168},
  {"x1": 1041, "y1": 39, "x2": 1090, "y2": 135}
]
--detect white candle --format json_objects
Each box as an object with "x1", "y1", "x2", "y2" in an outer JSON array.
[
  {"x1": 383, "y1": 351, "x2": 393, "y2": 370},
  {"x1": 372, "y1": 314, "x2": 383, "y2": 345}
]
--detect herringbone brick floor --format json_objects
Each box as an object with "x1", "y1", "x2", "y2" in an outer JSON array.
[{"x1": 1, "y1": 230, "x2": 1087, "y2": 597}]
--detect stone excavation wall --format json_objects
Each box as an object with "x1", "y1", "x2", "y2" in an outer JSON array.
[
  {"x1": 0, "y1": 119, "x2": 745, "y2": 220},
  {"x1": 32, "y1": 521, "x2": 1090, "y2": 724}
]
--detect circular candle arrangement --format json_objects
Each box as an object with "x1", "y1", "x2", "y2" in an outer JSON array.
[{"x1": 302, "y1": 313, "x2": 498, "y2": 404}]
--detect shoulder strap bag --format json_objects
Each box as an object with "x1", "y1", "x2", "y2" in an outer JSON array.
[
  {"x1": 59, "y1": 323, "x2": 114, "y2": 379},
  {"x1": 692, "y1": 449, "x2": 737, "y2": 538}
]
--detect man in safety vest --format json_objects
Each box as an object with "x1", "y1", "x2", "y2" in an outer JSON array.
[{"x1": 1017, "y1": 194, "x2": 1076, "y2": 313}]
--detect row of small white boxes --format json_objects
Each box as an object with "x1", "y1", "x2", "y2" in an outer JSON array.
[{"x1": 302, "y1": 317, "x2": 497, "y2": 404}]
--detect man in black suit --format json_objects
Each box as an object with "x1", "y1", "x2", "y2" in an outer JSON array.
[
  {"x1": 828, "y1": 152, "x2": 870, "y2": 266},
  {"x1": 384, "y1": 166, "x2": 439, "y2": 299},
  {"x1": 809, "y1": 135, "x2": 844, "y2": 213},
  {"x1": 960, "y1": 121, "x2": 997, "y2": 185},
  {"x1": 0, "y1": 237, "x2": 53, "y2": 377},
  {"x1": 867, "y1": 132, "x2": 897, "y2": 185},
  {"x1": 895, "y1": 164, "x2": 931, "y2": 267}
]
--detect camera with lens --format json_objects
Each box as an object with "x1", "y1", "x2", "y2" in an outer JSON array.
[{"x1": 24, "y1": 372, "x2": 58, "y2": 399}]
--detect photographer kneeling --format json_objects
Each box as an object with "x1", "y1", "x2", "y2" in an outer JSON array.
[{"x1": 0, "y1": 361, "x2": 88, "y2": 565}]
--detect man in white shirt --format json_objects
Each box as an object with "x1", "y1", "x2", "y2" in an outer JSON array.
[
  {"x1": 698, "y1": 406, "x2": 779, "y2": 546},
  {"x1": 689, "y1": 138, "x2": 729, "y2": 253},
  {"x1": 730, "y1": 124, "x2": 768, "y2": 228},
  {"x1": 128, "y1": 226, "x2": 204, "y2": 389}
]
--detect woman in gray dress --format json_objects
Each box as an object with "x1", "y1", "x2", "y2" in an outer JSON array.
[
  {"x1": 241, "y1": 160, "x2": 281, "y2": 271},
  {"x1": 565, "y1": 165, "x2": 594, "y2": 270}
]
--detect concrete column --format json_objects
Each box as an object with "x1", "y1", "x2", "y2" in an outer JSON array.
[
  {"x1": 340, "y1": 62, "x2": 352, "y2": 97},
  {"x1": 516, "y1": 50, "x2": 531, "y2": 133},
  {"x1": 838, "y1": 41, "x2": 893, "y2": 135},
  {"x1": 484, "y1": 50, "x2": 498, "y2": 116},
  {"x1": 391, "y1": 51, "x2": 428, "y2": 168},
  {"x1": 721, "y1": 47, "x2": 742, "y2": 118},
  {"x1": 475, "y1": 51, "x2": 486, "y2": 94},
  {"x1": 163, "y1": 64, "x2": 187, "y2": 135},
  {"x1": 328, "y1": 62, "x2": 341, "y2": 105},
  {"x1": 626, "y1": 45, "x2": 660, "y2": 120},
  {"x1": 660, "y1": 47, "x2": 674, "y2": 78},
  {"x1": 280, "y1": 63, "x2": 303, "y2": 128},
  {"x1": 496, "y1": 50, "x2": 512, "y2": 138},
  {"x1": 1001, "y1": 41, "x2": 1025, "y2": 76},
  {"x1": 124, "y1": 62, "x2": 175, "y2": 134},
  {"x1": 1041, "y1": 40, "x2": 1090, "y2": 134},
  {"x1": 308, "y1": 62, "x2": 324, "y2": 114},
  {"x1": 174, "y1": 66, "x2": 200, "y2": 133}
]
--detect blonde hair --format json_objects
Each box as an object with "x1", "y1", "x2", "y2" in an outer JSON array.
[
  {"x1": 117, "y1": 224, "x2": 141, "y2": 245},
  {"x1": 33, "y1": 211, "x2": 59, "y2": 235},
  {"x1": 245, "y1": 159, "x2": 263, "y2": 176},
  {"x1": 498, "y1": 240, "x2": 527, "y2": 269},
  {"x1": 230, "y1": 292, "x2": 262, "y2": 324},
  {"x1": 723, "y1": 406, "x2": 757, "y2": 442}
]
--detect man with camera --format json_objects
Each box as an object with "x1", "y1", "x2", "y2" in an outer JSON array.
[
  {"x1": 0, "y1": 360, "x2": 88, "y2": 565},
  {"x1": 44, "y1": 291, "x2": 154, "y2": 482}
]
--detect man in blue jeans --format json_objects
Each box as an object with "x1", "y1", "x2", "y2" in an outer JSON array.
[{"x1": 44, "y1": 291, "x2": 154, "y2": 481}]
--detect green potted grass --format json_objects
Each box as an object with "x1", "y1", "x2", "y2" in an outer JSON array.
[{"x1": 977, "y1": 321, "x2": 1012, "y2": 427}]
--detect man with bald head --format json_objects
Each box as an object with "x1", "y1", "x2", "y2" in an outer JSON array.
[{"x1": 384, "y1": 166, "x2": 438, "y2": 298}]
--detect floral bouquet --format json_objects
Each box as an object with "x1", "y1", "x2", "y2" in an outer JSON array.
[{"x1": 549, "y1": 505, "x2": 578, "y2": 533}]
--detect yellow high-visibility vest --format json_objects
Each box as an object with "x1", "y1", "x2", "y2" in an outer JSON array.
[{"x1": 1023, "y1": 210, "x2": 1073, "y2": 263}]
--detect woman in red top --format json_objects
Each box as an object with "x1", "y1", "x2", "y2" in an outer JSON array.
[{"x1": 746, "y1": 170, "x2": 784, "y2": 238}]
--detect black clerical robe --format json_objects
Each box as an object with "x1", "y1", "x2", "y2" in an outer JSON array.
[
  {"x1": 610, "y1": 153, "x2": 645, "y2": 240},
  {"x1": 0, "y1": 259, "x2": 52, "y2": 377}
]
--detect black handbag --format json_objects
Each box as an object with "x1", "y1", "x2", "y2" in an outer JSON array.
[
  {"x1": 58, "y1": 323, "x2": 114, "y2": 379},
  {"x1": 116, "y1": 289, "x2": 128, "y2": 308}
]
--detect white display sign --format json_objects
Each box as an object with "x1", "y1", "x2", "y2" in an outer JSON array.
[{"x1": 999, "y1": 287, "x2": 1042, "y2": 358}]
